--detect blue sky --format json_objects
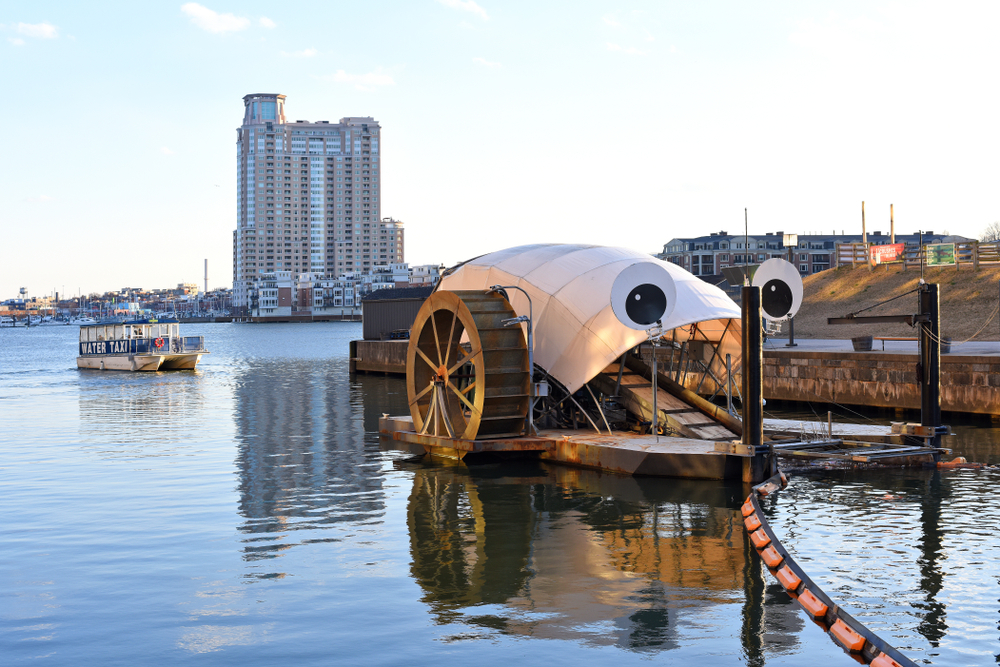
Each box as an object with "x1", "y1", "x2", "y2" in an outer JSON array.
[{"x1": 4, "y1": 1, "x2": 999, "y2": 298}]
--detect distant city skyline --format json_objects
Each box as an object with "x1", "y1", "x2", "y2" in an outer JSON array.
[{"x1": 5, "y1": 1, "x2": 1000, "y2": 299}]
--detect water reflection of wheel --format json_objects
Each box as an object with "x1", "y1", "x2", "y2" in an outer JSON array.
[{"x1": 406, "y1": 290, "x2": 529, "y2": 440}]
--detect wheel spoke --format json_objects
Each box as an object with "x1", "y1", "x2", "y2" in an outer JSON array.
[
  {"x1": 448, "y1": 347, "x2": 481, "y2": 376},
  {"x1": 415, "y1": 346, "x2": 437, "y2": 371},
  {"x1": 443, "y1": 309, "x2": 458, "y2": 369},
  {"x1": 436, "y1": 386, "x2": 455, "y2": 438},
  {"x1": 447, "y1": 380, "x2": 479, "y2": 416},
  {"x1": 430, "y1": 309, "x2": 443, "y2": 366},
  {"x1": 408, "y1": 381, "x2": 434, "y2": 406},
  {"x1": 419, "y1": 388, "x2": 436, "y2": 435},
  {"x1": 461, "y1": 382, "x2": 476, "y2": 395}
]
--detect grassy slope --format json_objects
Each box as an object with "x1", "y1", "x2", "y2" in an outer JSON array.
[{"x1": 787, "y1": 263, "x2": 1000, "y2": 341}]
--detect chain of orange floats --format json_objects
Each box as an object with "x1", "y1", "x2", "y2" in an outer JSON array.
[{"x1": 743, "y1": 473, "x2": 917, "y2": 667}]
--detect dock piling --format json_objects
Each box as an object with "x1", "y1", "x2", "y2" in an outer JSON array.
[{"x1": 741, "y1": 286, "x2": 764, "y2": 450}]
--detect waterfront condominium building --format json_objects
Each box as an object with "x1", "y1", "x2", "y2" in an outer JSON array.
[{"x1": 232, "y1": 93, "x2": 404, "y2": 313}]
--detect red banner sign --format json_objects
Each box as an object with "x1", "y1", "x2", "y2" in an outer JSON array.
[{"x1": 869, "y1": 243, "x2": 904, "y2": 265}]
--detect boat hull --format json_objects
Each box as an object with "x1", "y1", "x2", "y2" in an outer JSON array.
[{"x1": 76, "y1": 352, "x2": 205, "y2": 372}]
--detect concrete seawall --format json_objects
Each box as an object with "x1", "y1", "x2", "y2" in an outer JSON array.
[{"x1": 762, "y1": 347, "x2": 1000, "y2": 416}]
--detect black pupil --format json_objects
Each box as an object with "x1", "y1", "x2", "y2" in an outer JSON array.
[
  {"x1": 762, "y1": 279, "x2": 793, "y2": 318},
  {"x1": 626, "y1": 284, "x2": 667, "y2": 325}
]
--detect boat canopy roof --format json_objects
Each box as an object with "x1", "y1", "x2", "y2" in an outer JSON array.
[
  {"x1": 83, "y1": 318, "x2": 181, "y2": 327},
  {"x1": 438, "y1": 244, "x2": 742, "y2": 393},
  {"x1": 124, "y1": 318, "x2": 180, "y2": 325}
]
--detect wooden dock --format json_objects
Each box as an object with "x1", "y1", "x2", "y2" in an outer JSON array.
[{"x1": 379, "y1": 416, "x2": 773, "y2": 482}]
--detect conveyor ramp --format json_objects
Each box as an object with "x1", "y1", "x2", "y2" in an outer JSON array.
[{"x1": 593, "y1": 363, "x2": 737, "y2": 441}]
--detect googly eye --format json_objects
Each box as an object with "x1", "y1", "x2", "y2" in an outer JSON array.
[
  {"x1": 752, "y1": 259, "x2": 803, "y2": 322},
  {"x1": 611, "y1": 262, "x2": 677, "y2": 329}
]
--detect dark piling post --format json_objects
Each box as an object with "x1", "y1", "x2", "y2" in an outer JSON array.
[
  {"x1": 919, "y1": 283, "x2": 941, "y2": 447},
  {"x1": 741, "y1": 286, "x2": 764, "y2": 448}
]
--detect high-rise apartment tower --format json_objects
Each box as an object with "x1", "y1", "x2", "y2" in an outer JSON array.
[{"x1": 232, "y1": 93, "x2": 403, "y2": 312}]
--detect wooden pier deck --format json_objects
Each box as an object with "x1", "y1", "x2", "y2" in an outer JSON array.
[{"x1": 379, "y1": 416, "x2": 772, "y2": 482}]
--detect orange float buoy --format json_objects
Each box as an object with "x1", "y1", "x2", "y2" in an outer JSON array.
[
  {"x1": 871, "y1": 653, "x2": 904, "y2": 667},
  {"x1": 741, "y1": 499, "x2": 755, "y2": 517},
  {"x1": 760, "y1": 545, "x2": 783, "y2": 568},
  {"x1": 830, "y1": 619, "x2": 865, "y2": 653},
  {"x1": 775, "y1": 565, "x2": 801, "y2": 593},
  {"x1": 798, "y1": 589, "x2": 828, "y2": 618},
  {"x1": 744, "y1": 513, "x2": 762, "y2": 531},
  {"x1": 750, "y1": 529, "x2": 771, "y2": 549}
]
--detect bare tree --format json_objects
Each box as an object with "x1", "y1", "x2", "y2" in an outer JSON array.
[{"x1": 981, "y1": 221, "x2": 1000, "y2": 242}]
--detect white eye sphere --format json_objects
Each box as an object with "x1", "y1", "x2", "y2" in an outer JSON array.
[
  {"x1": 751, "y1": 258, "x2": 803, "y2": 322},
  {"x1": 611, "y1": 262, "x2": 677, "y2": 330}
]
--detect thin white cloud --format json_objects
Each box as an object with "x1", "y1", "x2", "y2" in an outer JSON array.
[
  {"x1": 8, "y1": 37, "x2": 25, "y2": 46},
  {"x1": 321, "y1": 68, "x2": 395, "y2": 92},
  {"x1": 281, "y1": 48, "x2": 318, "y2": 58},
  {"x1": 181, "y1": 3, "x2": 250, "y2": 33},
  {"x1": 24, "y1": 195, "x2": 54, "y2": 203},
  {"x1": 161, "y1": 147, "x2": 175, "y2": 155},
  {"x1": 602, "y1": 14, "x2": 620, "y2": 27},
  {"x1": 473, "y1": 56, "x2": 500, "y2": 69},
  {"x1": 437, "y1": 0, "x2": 488, "y2": 21},
  {"x1": 17, "y1": 22, "x2": 58, "y2": 39},
  {"x1": 259, "y1": 17, "x2": 276, "y2": 29},
  {"x1": 606, "y1": 42, "x2": 643, "y2": 55}
]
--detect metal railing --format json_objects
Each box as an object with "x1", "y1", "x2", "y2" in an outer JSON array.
[{"x1": 78, "y1": 336, "x2": 206, "y2": 355}]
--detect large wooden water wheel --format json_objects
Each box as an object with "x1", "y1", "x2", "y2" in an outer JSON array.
[{"x1": 406, "y1": 290, "x2": 530, "y2": 440}]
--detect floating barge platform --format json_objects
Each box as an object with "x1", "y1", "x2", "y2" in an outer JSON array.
[{"x1": 380, "y1": 415, "x2": 773, "y2": 482}]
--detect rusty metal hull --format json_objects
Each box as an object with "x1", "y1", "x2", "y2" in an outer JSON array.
[{"x1": 379, "y1": 416, "x2": 771, "y2": 482}]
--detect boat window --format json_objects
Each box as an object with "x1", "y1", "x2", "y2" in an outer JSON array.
[
  {"x1": 96, "y1": 326, "x2": 105, "y2": 341},
  {"x1": 80, "y1": 328, "x2": 87, "y2": 343},
  {"x1": 114, "y1": 325, "x2": 124, "y2": 340},
  {"x1": 171, "y1": 324, "x2": 179, "y2": 338}
]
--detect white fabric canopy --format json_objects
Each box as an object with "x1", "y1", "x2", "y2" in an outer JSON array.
[{"x1": 438, "y1": 244, "x2": 742, "y2": 393}]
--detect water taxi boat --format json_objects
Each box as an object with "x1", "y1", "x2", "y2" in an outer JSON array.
[{"x1": 77, "y1": 319, "x2": 208, "y2": 371}]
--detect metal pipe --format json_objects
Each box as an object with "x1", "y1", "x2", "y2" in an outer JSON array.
[
  {"x1": 565, "y1": 392, "x2": 602, "y2": 434},
  {"x1": 614, "y1": 354, "x2": 625, "y2": 396},
  {"x1": 652, "y1": 339, "x2": 659, "y2": 442},
  {"x1": 585, "y1": 383, "x2": 613, "y2": 435},
  {"x1": 726, "y1": 353, "x2": 733, "y2": 415}
]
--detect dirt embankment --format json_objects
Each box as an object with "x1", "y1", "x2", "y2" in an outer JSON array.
[{"x1": 785, "y1": 263, "x2": 1000, "y2": 341}]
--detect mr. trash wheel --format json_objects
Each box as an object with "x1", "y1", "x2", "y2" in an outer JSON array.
[{"x1": 406, "y1": 290, "x2": 530, "y2": 440}]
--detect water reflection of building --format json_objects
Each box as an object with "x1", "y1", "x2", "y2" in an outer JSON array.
[
  {"x1": 233, "y1": 360, "x2": 407, "y2": 574},
  {"x1": 406, "y1": 463, "x2": 803, "y2": 655}
]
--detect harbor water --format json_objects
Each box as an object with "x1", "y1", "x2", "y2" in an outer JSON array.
[{"x1": 2, "y1": 323, "x2": 998, "y2": 665}]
